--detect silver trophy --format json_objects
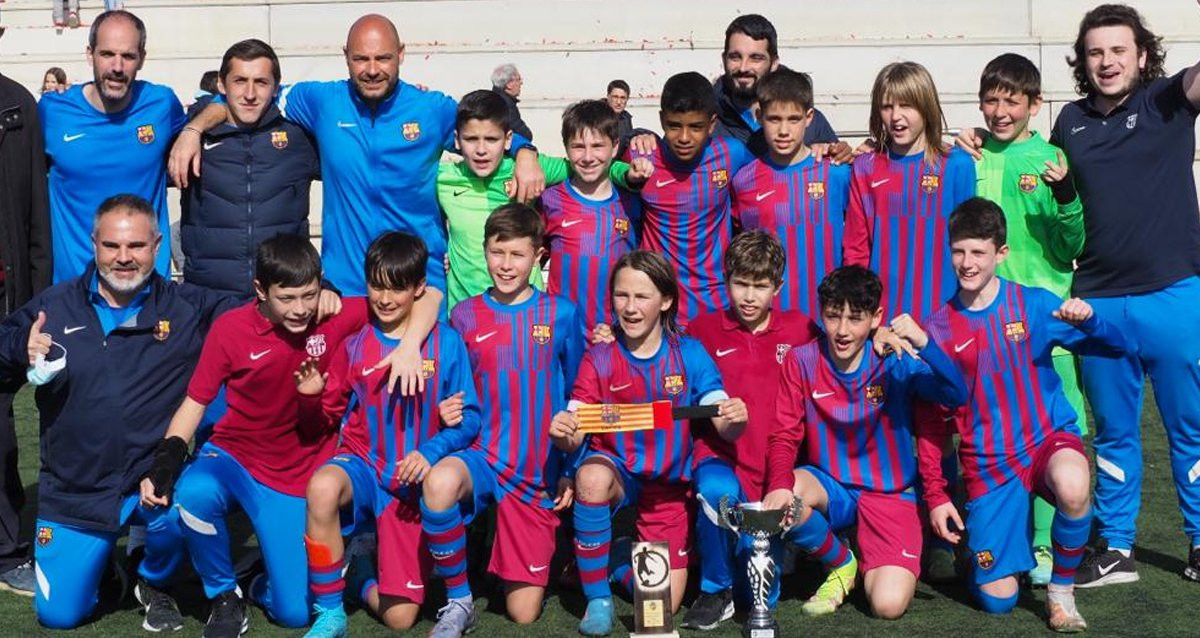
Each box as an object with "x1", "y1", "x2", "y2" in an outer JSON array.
[{"x1": 717, "y1": 496, "x2": 803, "y2": 638}]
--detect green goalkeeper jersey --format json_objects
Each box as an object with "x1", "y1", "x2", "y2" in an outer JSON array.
[
  {"x1": 976, "y1": 132, "x2": 1085, "y2": 299},
  {"x1": 438, "y1": 156, "x2": 631, "y2": 308}
]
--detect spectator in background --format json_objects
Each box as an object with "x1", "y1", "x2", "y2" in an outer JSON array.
[
  {"x1": 606, "y1": 79, "x2": 634, "y2": 158},
  {"x1": 187, "y1": 70, "x2": 220, "y2": 119},
  {"x1": 0, "y1": 67, "x2": 52, "y2": 598},
  {"x1": 52, "y1": 1, "x2": 80, "y2": 29},
  {"x1": 41, "y1": 68, "x2": 68, "y2": 96},
  {"x1": 491, "y1": 62, "x2": 534, "y2": 140}
]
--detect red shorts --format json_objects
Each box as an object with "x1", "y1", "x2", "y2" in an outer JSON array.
[
  {"x1": 375, "y1": 498, "x2": 433, "y2": 603},
  {"x1": 1022, "y1": 430, "x2": 1087, "y2": 505},
  {"x1": 626, "y1": 478, "x2": 693, "y2": 570},
  {"x1": 487, "y1": 496, "x2": 561, "y2": 586},
  {"x1": 808, "y1": 466, "x2": 922, "y2": 577}
]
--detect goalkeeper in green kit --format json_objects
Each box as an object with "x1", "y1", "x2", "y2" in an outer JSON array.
[{"x1": 971, "y1": 52, "x2": 1087, "y2": 587}]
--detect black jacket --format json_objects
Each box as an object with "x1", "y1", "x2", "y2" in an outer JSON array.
[
  {"x1": 0, "y1": 73, "x2": 51, "y2": 320},
  {"x1": 0, "y1": 266, "x2": 236, "y2": 531},
  {"x1": 181, "y1": 104, "x2": 319, "y2": 298},
  {"x1": 492, "y1": 86, "x2": 534, "y2": 141}
]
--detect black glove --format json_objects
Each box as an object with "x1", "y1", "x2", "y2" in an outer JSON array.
[
  {"x1": 147, "y1": 436, "x2": 189, "y2": 498},
  {"x1": 1046, "y1": 171, "x2": 1078, "y2": 206}
]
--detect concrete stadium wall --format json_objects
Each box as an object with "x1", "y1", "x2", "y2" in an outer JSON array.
[{"x1": 3, "y1": 0, "x2": 1199, "y2": 235}]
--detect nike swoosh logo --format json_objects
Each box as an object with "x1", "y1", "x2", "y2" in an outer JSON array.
[
  {"x1": 755, "y1": 190, "x2": 775, "y2": 202},
  {"x1": 528, "y1": 564, "x2": 548, "y2": 573},
  {"x1": 954, "y1": 338, "x2": 974, "y2": 353},
  {"x1": 677, "y1": 547, "x2": 690, "y2": 557},
  {"x1": 870, "y1": 178, "x2": 890, "y2": 188},
  {"x1": 474, "y1": 331, "x2": 497, "y2": 343},
  {"x1": 453, "y1": 188, "x2": 469, "y2": 196},
  {"x1": 203, "y1": 141, "x2": 223, "y2": 150},
  {"x1": 811, "y1": 390, "x2": 834, "y2": 399},
  {"x1": 901, "y1": 549, "x2": 918, "y2": 559},
  {"x1": 405, "y1": 580, "x2": 425, "y2": 589},
  {"x1": 362, "y1": 367, "x2": 376, "y2": 377},
  {"x1": 63, "y1": 133, "x2": 86, "y2": 142},
  {"x1": 1097, "y1": 561, "x2": 1121, "y2": 576},
  {"x1": 561, "y1": 218, "x2": 584, "y2": 227},
  {"x1": 609, "y1": 383, "x2": 632, "y2": 392},
  {"x1": 655, "y1": 178, "x2": 676, "y2": 188},
  {"x1": 715, "y1": 348, "x2": 737, "y2": 357},
  {"x1": 63, "y1": 325, "x2": 86, "y2": 335},
  {"x1": 1071, "y1": 125, "x2": 1087, "y2": 135},
  {"x1": 337, "y1": 121, "x2": 357, "y2": 128},
  {"x1": 249, "y1": 350, "x2": 271, "y2": 361}
]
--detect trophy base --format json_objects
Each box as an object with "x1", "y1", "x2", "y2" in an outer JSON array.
[
  {"x1": 744, "y1": 621, "x2": 780, "y2": 638},
  {"x1": 630, "y1": 632, "x2": 680, "y2": 638}
]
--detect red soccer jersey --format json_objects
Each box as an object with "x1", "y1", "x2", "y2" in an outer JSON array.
[
  {"x1": 187, "y1": 298, "x2": 368, "y2": 496},
  {"x1": 686, "y1": 309, "x2": 819, "y2": 500}
]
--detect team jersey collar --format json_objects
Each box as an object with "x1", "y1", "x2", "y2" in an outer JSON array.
[
  {"x1": 78, "y1": 80, "x2": 145, "y2": 118},
  {"x1": 482, "y1": 287, "x2": 542, "y2": 313},
  {"x1": 564, "y1": 178, "x2": 618, "y2": 205},
  {"x1": 349, "y1": 78, "x2": 403, "y2": 114},
  {"x1": 719, "y1": 307, "x2": 781, "y2": 335},
  {"x1": 1082, "y1": 84, "x2": 1142, "y2": 118},
  {"x1": 617, "y1": 329, "x2": 669, "y2": 363},
  {"x1": 952, "y1": 277, "x2": 1009, "y2": 316},
  {"x1": 982, "y1": 130, "x2": 1044, "y2": 153}
]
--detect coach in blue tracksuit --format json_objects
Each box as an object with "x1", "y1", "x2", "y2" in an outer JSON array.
[
  {"x1": 180, "y1": 39, "x2": 320, "y2": 299},
  {"x1": 1048, "y1": 5, "x2": 1200, "y2": 588},
  {"x1": 0, "y1": 195, "x2": 236, "y2": 630}
]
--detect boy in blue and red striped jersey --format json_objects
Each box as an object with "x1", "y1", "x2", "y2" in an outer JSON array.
[
  {"x1": 680, "y1": 231, "x2": 819, "y2": 630},
  {"x1": 299, "y1": 232, "x2": 481, "y2": 637},
  {"x1": 731, "y1": 69, "x2": 851, "y2": 318},
  {"x1": 842, "y1": 62, "x2": 976, "y2": 323},
  {"x1": 549, "y1": 250, "x2": 748, "y2": 637},
  {"x1": 630, "y1": 71, "x2": 757, "y2": 326},
  {"x1": 541, "y1": 99, "x2": 642, "y2": 337},
  {"x1": 764, "y1": 265, "x2": 967, "y2": 620},
  {"x1": 918, "y1": 198, "x2": 1128, "y2": 632},
  {"x1": 421, "y1": 203, "x2": 586, "y2": 638}
]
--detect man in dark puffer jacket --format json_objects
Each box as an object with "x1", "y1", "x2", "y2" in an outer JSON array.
[{"x1": 180, "y1": 38, "x2": 319, "y2": 298}]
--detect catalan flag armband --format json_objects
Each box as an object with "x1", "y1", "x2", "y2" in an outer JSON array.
[{"x1": 575, "y1": 401, "x2": 719, "y2": 434}]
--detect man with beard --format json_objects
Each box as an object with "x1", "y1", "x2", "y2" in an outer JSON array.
[
  {"x1": 0, "y1": 195, "x2": 238, "y2": 630},
  {"x1": 714, "y1": 15, "x2": 843, "y2": 153},
  {"x1": 39, "y1": 10, "x2": 185, "y2": 283}
]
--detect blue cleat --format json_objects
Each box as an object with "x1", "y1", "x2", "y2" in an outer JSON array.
[
  {"x1": 304, "y1": 604, "x2": 347, "y2": 638},
  {"x1": 579, "y1": 596, "x2": 614, "y2": 636}
]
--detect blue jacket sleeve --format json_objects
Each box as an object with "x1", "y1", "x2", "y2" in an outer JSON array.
[
  {"x1": 909, "y1": 339, "x2": 969, "y2": 408},
  {"x1": 277, "y1": 82, "x2": 320, "y2": 132},
  {"x1": 0, "y1": 299, "x2": 38, "y2": 377},
  {"x1": 804, "y1": 108, "x2": 839, "y2": 144},
  {"x1": 558, "y1": 303, "x2": 587, "y2": 402},
  {"x1": 418, "y1": 329, "x2": 481, "y2": 465}
]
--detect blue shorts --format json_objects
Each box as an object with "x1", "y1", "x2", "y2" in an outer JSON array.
[{"x1": 965, "y1": 477, "x2": 1034, "y2": 585}]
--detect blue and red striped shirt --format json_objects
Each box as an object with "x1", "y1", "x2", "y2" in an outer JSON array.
[
  {"x1": 843, "y1": 148, "x2": 975, "y2": 321},
  {"x1": 450, "y1": 290, "x2": 586, "y2": 507},
  {"x1": 321, "y1": 322, "x2": 481, "y2": 497},
  {"x1": 633, "y1": 137, "x2": 755, "y2": 325},
  {"x1": 571, "y1": 333, "x2": 725, "y2": 483},
  {"x1": 731, "y1": 155, "x2": 851, "y2": 317},
  {"x1": 541, "y1": 180, "x2": 641, "y2": 331},
  {"x1": 919, "y1": 280, "x2": 1128, "y2": 506},
  {"x1": 768, "y1": 338, "x2": 967, "y2": 495}
]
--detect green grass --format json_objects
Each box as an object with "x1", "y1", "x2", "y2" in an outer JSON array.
[{"x1": 6, "y1": 385, "x2": 1196, "y2": 636}]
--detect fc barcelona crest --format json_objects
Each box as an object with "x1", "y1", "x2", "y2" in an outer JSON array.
[
  {"x1": 37, "y1": 526, "x2": 53, "y2": 547},
  {"x1": 1018, "y1": 174, "x2": 1038, "y2": 193},
  {"x1": 402, "y1": 121, "x2": 421, "y2": 141},
  {"x1": 920, "y1": 174, "x2": 940, "y2": 193},
  {"x1": 137, "y1": 124, "x2": 155, "y2": 144},
  {"x1": 614, "y1": 217, "x2": 630, "y2": 237},
  {"x1": 776, "y1": 343, "x2": 792, "y2": 364},
  {"x1": 710, "y1": 169, "x2": 729, "y2": 188},
  {"x1": 1004, "y1": 320, "x2": 1028, "y2": 343},
  {"x1": 663, "y1": 374, "x2": 685, "y2": 396},
  {"x1": 154, "y1": 320, "x2": 171, "y2": 342},
  {"x1": 600, "y1": 404, "x2": 622, "y2": 426},
  {"x1": 807, "y1": 181, "x2": 826, "y2": 200},
  {"x1": 976, "y1": 550, "x2": 995, "y2": 570},
  {"x1": 306, "y1": 334, "x2": 327, "y2": 357},
  {"x1": 422, "y1": 359, "x2": 436, "y2": 379},
  {"x1": 865, "y1": 383, "x2": 884, "y2": 405},
  {"x1": 271, "y1": 130, "x2": 289, "y2": 149},
  {"x1": 531, "y1": 324, "x2": 552, "y2": 345}
]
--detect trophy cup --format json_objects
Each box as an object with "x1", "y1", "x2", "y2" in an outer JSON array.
[{"x1": 717, "y1": 496, "x2": 803, "y2": 638}]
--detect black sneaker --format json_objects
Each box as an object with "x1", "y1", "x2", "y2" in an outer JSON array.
[
  {"x1": 1074, "y1": 546, "x2": 1139, "y2": 588},
  {"x1": 134, "y1": 579, "x2": 183, "y2": 632},
  {"x1": 203, "y1": 590, "x2": 248, "y2": 638},
  {"x1": 1183, "y1": 546, "x2": 1200, "y2": 582},
  {"x1": 680, "y1": 588, "x2": 734, "y2": 631}
]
